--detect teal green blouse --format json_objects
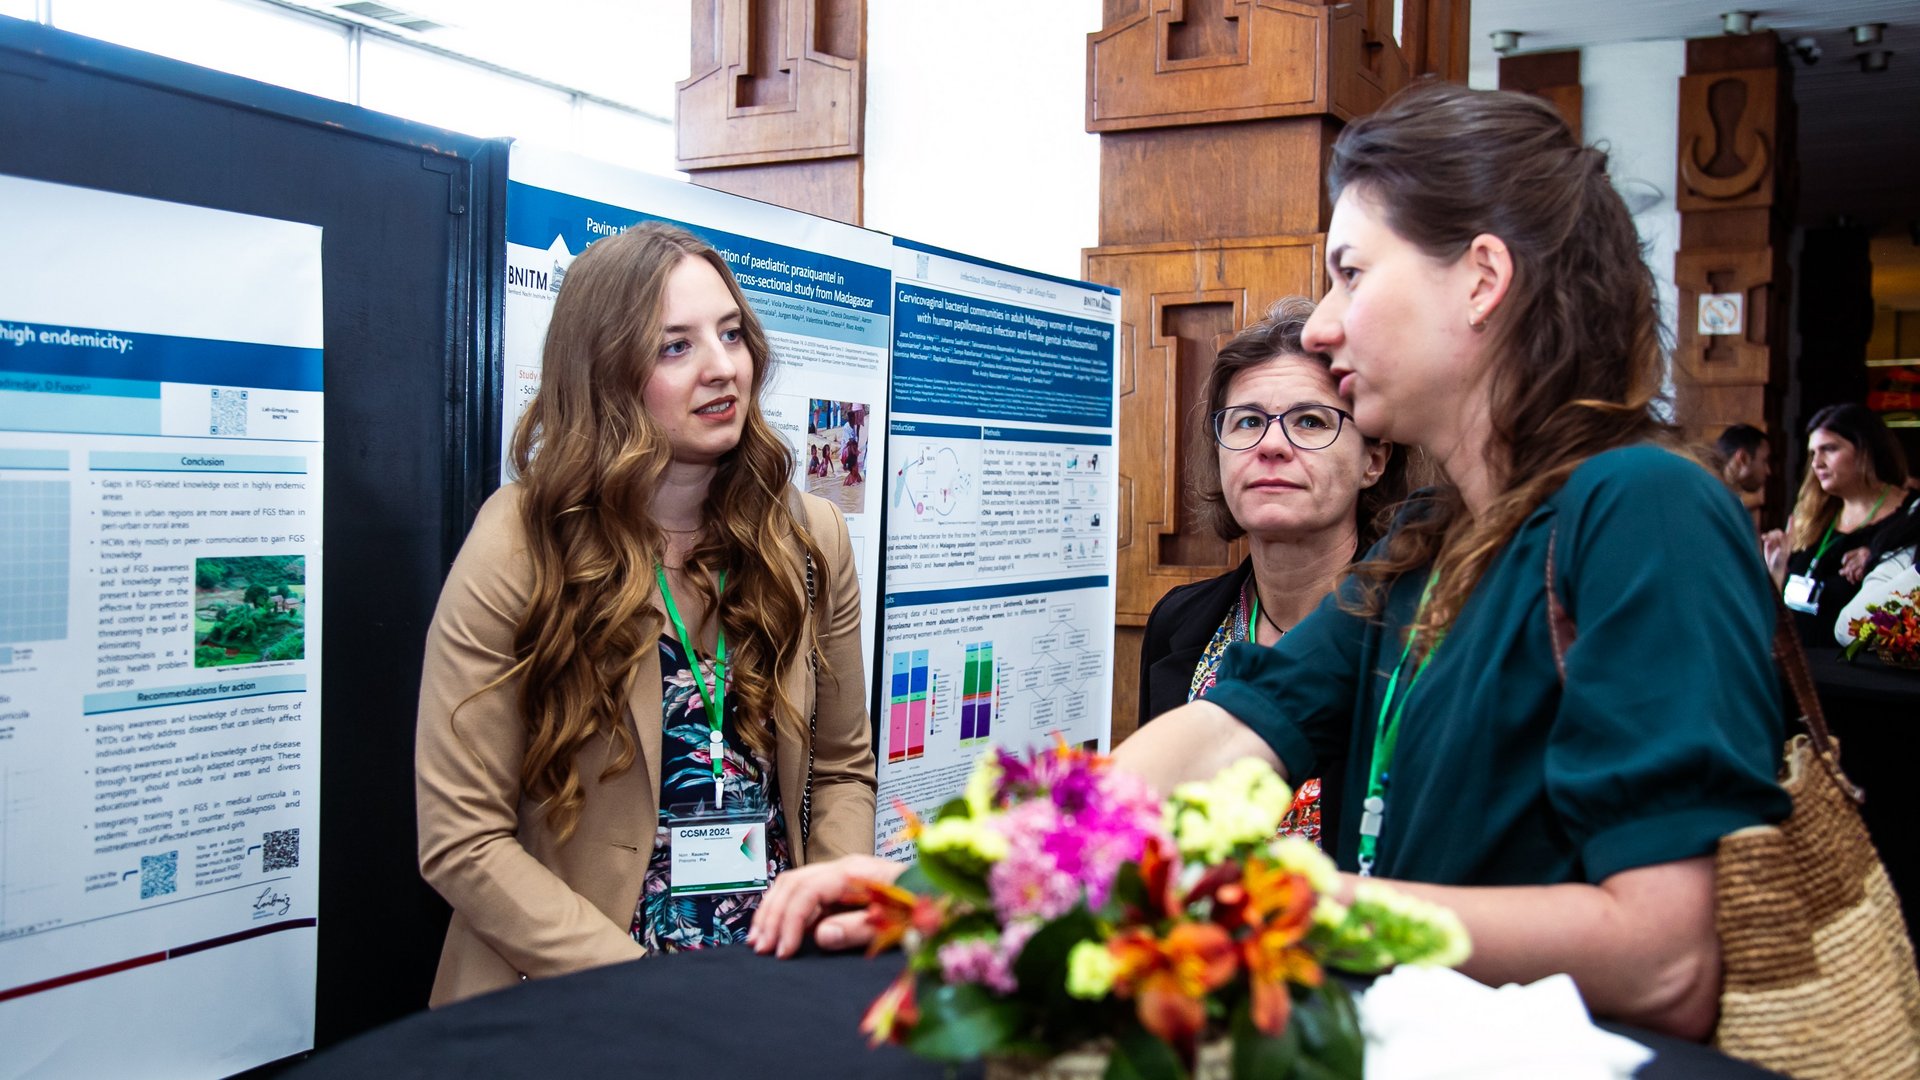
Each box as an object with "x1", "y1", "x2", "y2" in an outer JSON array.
[{"x1": 1206, "y1": 445, "x2": 1791, "y2": 886}]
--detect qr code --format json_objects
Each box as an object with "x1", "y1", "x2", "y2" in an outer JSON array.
[
  {"x1": 141, "y1": 851, "x2": 178, "y2": 899},
  {"x1": 210, "y1": 387, "x2": 248, "y2": 436},
  {"x1": 262, "y1": 828, "x2": 300, "y2": 872}
]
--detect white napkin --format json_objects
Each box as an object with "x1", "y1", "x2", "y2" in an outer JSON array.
[{"x1": 1359, "y1": 966, "x2": 1655, "y2": 1080}]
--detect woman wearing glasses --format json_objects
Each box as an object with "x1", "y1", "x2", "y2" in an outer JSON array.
[{"x1": 1136, "y1": 298, "x2": 1409, "y2": 845}]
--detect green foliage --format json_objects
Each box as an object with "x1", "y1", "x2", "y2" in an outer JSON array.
[
  {"x1": 196, "y1": 560, "x2": 225, "y2": 589},
  {"x1": 1106, "y1": 1023, "x2": 1184, "y2": 1080},
  {"x1": 904, "y1": 978, "x2": 1022, "y2": 1062},
  {"x1": 915, "y1": 844, "x2": 992, "y2": 906},
  {"x1": 245, "y1": 584, "x2": 270, "y2": 607},
  {"x1": 273, "y1": 584, "x2": 292, "y2": 599},
  {"x1": 263, "y1": 631, "x2": 305, "y2": 662},
  {"x1": 195, "y1": 645, "x2": 228, "y2": 666},
  {"x1": 208, "y1": 604, "x2": 264, "y2": 646}
]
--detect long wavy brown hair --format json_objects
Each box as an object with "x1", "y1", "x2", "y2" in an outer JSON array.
[
  {"x1": 500, "y1": 222, "x2": 824, "y2": 841},
  {"x1": 1333, "y1": 82, "x2": 1682, "y2": 655},
  {"x1": 1784, "y1": 403, "x2": 1909, "y2": 551}
]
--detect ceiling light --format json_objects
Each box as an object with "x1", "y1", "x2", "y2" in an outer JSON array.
[
  {"x1": 1490, "y1": 30, "x2": 1523, "y2": 56},
  {"x1": 1852, "y1": 24, "x2": 1886, "y2": 47},
  {"x1": 1722, "y1": 11, "x2": 1755, "y2": 35},
  {"x1": 1857, "y1": 49, "x2": 1893, "y2": 73},
  {"x1": 1791, "y1": 36, "x2": 1821, "y2": 65}
]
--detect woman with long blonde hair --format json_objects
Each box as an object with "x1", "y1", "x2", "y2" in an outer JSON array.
[
  {"x1": 1761, "y1": 403, "x2": 1913, "y2": 641},
  {"x1": 416, "y1": 222, "x2": 875, "y2": 1006}
]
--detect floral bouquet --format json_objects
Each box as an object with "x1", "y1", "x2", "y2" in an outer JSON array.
[
  {"x1": 1844, "y1": 587, "x2": 1920, "y2": 669},
  {"x1": 854, "y1": 744, "x2": 1470, "y2": 1079}
]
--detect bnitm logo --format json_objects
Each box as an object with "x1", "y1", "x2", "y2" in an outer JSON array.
[
  {"x1": 506, "y1": 263, "x2": 548, "y2": 292},
  {"x1": 1082, "y1": 294, "x2": 1113, "y2": 314}
]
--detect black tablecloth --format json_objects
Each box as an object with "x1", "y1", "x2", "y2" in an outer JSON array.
[
  {"x1": 1806, "y1": 648, "x2": 1920, "y2": 705},
  {"x1": 290, "y1": 946, "x2": 1777, "y2": 1079}
]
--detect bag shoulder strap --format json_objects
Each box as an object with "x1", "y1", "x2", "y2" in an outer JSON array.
[{"x1": 1543, "y1": 527, "x2": 1863, "y2": 804}]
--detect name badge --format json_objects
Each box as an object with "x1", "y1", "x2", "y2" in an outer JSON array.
[
  {"x1": 669, "y1": 817, "x2": 767, "y2": 897},
  {"x1": 1783, "y1": 574, "x2": 1822, "y2": 615}
]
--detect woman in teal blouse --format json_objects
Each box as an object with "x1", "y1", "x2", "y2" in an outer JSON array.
[{"x1": 1113, "y1": 83, "x2": 1790, "y2": 1041}]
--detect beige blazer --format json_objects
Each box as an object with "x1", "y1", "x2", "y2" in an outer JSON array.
[{"x1": 415, "y1": 484, "x2": 876, "y2": 1007}]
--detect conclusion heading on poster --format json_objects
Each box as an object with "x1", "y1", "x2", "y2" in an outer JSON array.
[{"x1": 0, "y1": 174, "x2": 325, "y2": 1078}]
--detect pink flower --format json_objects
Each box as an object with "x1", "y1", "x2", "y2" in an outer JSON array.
[
  {"x1": 935, "y1": 921, "x2": 1042, "y2": 996},
  {"x1": 986, "y1": 760, "x2": 1166, "y2": 920}
]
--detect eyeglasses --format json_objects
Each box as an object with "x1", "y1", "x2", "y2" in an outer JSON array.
[{"x1": 1210, "y1": 403, "x2": 1352, "y2": 452}]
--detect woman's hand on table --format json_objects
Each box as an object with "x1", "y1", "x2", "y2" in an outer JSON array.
[{"x1": 748, "y1": 854, "x2": 903, "y2": 958}]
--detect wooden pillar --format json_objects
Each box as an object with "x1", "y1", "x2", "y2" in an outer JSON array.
[
  {"x1": 676, "y1": 0, "x2": 865, "y2": 224},
  {"x1": 1086, "y1": 0, "x2": 1468, "y2": 740},
  {"x1": 1671, "y1": 31, "x2": 1795, "y2": 524},
  {"x1": 1498, "y1": 49, "x2": 1581, "y2": 141}
]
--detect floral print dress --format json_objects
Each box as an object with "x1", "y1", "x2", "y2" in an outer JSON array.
[
  {"x1": 1186, "y1": 577, "x2": 1324, "y2": 847},
  {"x1": 632, "y1": 635, "x2": 793, "y2": 951}
]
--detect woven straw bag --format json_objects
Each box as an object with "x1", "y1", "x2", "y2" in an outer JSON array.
[
  {"x1": 1547, "y1": 540, "x2": 1920, "y2": 1078},
  {"x1": 1709, "y1": 614, "x2": 1920, "y2": 1079}
]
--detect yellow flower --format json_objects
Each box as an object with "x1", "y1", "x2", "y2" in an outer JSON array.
[
  {"x1": 919, "y1": 816, "x2": 1010, "y2": 865},
  {"x1": 963, "y1": 752, "x2": 1002, "y2": 818},
  {"x1": 1066, "y1": 940, "x2": 1119, "y2": 999},
  {"x1": 1169, "y1": 758, "x2": 1294, "y2": 862}
]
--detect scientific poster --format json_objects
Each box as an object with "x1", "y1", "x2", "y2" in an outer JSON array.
[
  {"x1": 504, "y1": 145, "x2": 890, "y2": 663},
  {"x1": 875, "y1": 240, "x2": 1121, "y2": 857},
  {"x1": 0, "y1": 175, "x2": 324, "y2": 1076}
]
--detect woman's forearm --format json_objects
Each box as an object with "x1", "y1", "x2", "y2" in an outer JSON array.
[
  {"x1": 1356, "y1": 856, "x2": 1720, "y2": 1041},
  {"x1": 1110, "y1": 699, "x2": 1283, "y2": 794}
]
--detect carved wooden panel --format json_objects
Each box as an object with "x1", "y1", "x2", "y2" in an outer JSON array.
[
  {"x1": 1676, "y1": 68, "x2": 1777, "y2": 212},
  {"x1": 1099, "y1": 118, "x2": 1334, "y2": 245},
  {"x1": 677, "y1": 0, "x2": 864, "y2": 170},
  {"x1": 1674, "y1": 248, "x2": 1773, "y2": 385},
  {"x1": 1088, "y1": 0, "x2": 1412, "y2": 131},
  {"x1": 1083, "y1": 235, "x2": 1324, "y2": 626}
]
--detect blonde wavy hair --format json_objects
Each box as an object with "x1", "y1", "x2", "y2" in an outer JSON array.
[
  {"x1": 500, "y1": 222, "x2": 824, "y2": 841},
  {"x1": 1331, "y1": 83, "x2": 1688, "y2": 657}
]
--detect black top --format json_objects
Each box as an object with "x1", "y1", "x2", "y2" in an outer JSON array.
[
  {"x1": 1137, "y1": 558, "x2": 1254, "y2": 728},
  {"x1": 1137, "y1": 558, "x2": 1346, "y2": 842},
  {"x1": 1785, "y1": 491, "x2": 1920, "y2": 649}
]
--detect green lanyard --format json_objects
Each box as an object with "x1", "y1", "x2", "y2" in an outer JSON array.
[
  {"x1": 654, "y1": 565, "x2": 729, "y2": 805},
  {"x1": 1356, "y1": 573, "x2": 1439, "y2": 877},
  {"x1": 1807, "y1": 486, "x2": 1891, "y2": 570}
]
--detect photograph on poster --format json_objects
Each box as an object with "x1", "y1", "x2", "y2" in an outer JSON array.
[
  {"x1": 805, "y1": 398, "x2": 869, "y2": 513},
  {"x1": 193, "y1": 555, "x2": 306, "y2": 667}
]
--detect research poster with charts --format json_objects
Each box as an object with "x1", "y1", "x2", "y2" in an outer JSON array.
[
  {"x1": 503, "y1": 145, "x2": 890, "y2": 666},
  {"x1": 0, "y1": 175, "x2": 324, "y2": 1076},
  {"x1": 876, "y1": 240, "x2": 1121, "y2": 857}
]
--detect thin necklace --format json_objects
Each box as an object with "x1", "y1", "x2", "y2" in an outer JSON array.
[{"x1": 1250, "y1": 584, "x2": 1288, "y2": 639}]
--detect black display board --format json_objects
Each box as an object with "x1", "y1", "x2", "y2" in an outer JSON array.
[{"x1": 0, "y1": 16, "x2": 502, "y2": 1051}]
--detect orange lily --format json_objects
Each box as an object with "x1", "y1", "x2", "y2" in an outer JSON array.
[
  {"x1": 1238, "y1": 859, "x2": 1323, "y2": 1036},
  {"x1": 848, "y1": 877, "x2": 949, "y2": 958},
  {"x1": 1108, "y1": 923, "x2": 1240, "y2": 1049},
  {"x1": 860, "y1": 969, "x2": 920, "y2": 1046}
]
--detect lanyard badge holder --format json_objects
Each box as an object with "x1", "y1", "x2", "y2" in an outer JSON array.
[
  {"x1": 655, "y1": 565, "x2": 769, "y2": 897},
  {"x1": 1357, "y1": 574, "x2": 1440, "y2": 878},
  {"x1": 1784, "y1": 488, "x2": 1891, "y2": 615},
  {"x1": 663, "y1": 791, "x2": 771, "y2": 898}
]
